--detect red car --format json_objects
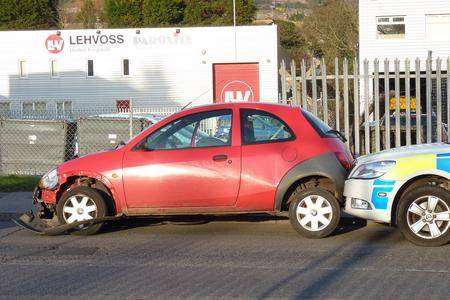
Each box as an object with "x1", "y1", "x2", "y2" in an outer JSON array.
[{"x1": 33, "y1": 103, "x2": 353, "y2": 238}]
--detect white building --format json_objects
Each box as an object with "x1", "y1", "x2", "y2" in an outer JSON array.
[
  {"x1": 0, "y1": 25, "x2": 278, "y2": 115},
  {"x1": 359, "y1": 0, "x2": 450, "y2": 109},
  {"x1": 359, "y1": 0, "x2": 450, "y2": 67}
]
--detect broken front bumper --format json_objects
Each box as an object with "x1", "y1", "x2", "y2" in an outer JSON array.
[
  {"x1": 32, "y1": 187, "x2": 55, "y2": 219},
  {"x1": 15, "y1": 186, "x2": 123, "y2": 236}
]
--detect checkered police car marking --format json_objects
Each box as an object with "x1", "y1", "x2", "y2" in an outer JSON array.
[
  {"x1": 368, "y1": 153, "x2": 450, "y2": 210},
  {"x1": 436, "y1": 153, "x2": 450, "y2": 173},
  {"x1": 371, "y1": 179, "x2": 395, "y2": 209}
]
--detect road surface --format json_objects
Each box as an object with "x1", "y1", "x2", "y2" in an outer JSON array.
[{"x1": 0, "y1": 215, "x2": 449, "y2": 299}]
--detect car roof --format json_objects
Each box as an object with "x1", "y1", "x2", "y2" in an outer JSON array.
[{"x1": 179, "y1": 102, "x2": 298, "y2": 114}]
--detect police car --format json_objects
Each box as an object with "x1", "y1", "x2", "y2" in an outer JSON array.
[{"x1": 344, "y1": 144, "x2": 450, "y2": 246}]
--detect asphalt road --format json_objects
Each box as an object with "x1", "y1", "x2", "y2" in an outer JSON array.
[{"x1": 0, "y1": 215, "x2": 449, "y2": 299}]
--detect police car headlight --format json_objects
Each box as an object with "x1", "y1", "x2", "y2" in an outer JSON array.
[
  {"x1": 350, "y1": 161, "x2": 396, "y2": 179},
  {"x1": 41, "y1": 168, "x2": 58, "y2": 190}
]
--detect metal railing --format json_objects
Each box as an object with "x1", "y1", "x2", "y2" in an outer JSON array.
[
  {"x1": 280, "y1": 57, "x2": 450, "y2": 155},
  {"x1": 2, "y1": 56, "x2": 450, "y2": 175}
]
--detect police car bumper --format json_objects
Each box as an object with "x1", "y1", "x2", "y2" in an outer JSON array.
[{"x1": 343, "y1": 178, "x2": 392, "y2": 223}]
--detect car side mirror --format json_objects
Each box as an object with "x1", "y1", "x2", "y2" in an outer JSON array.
[
  {"x1": 114, "y1": 141, "x2": 126, "y2": 149},
  {"x1": 134, "y1": 142, "x2": 154, "y2": 152}
]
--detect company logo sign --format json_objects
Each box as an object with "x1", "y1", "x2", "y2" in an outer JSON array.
[
  {"x1": 45, "y1": 34, "x2": 65, "y2": 54},
  {"x1": 45, "y1": 33, "x2": 125, "y2": 54},
  {"x1": 133, "y1": 32, "x2": 192, "y2": 47},
  {"x1": 221, "y1": 81, "x2": 254, "y2": 102},
  {"x1": 69, "y1": 34, "x2": 124, "y2": 45}
]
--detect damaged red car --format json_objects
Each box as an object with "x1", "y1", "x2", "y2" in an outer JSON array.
[{"x1": 27, "y1": 102, "x2": 352, "y2": 238}]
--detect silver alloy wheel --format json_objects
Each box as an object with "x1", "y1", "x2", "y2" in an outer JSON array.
[
  {"x1": 296, "y1": 195, "x2": 333, "y2": 232},
  {"x1": 407, "y1": 195, "x2": 450, "y2": 239},
  {"x1": 62, "y1": 194, "x2": 98, "y2": 224}
]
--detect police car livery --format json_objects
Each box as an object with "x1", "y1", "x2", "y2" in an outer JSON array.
[{"x1": 344, "y1": 143, "x2": 450, "y2": 246}]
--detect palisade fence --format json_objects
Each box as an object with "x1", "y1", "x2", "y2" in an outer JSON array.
[
  {"x1": 2, "y1": 56, "x2": 450, "y2": 176},
  {"x1": 0, "y1": 105, "x2": 183, "y2": 176},
  {"x1": 279, "y1": 57, "x2": 450, "y2": 156}
]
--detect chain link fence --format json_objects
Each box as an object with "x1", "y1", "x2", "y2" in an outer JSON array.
[{"x1": 0, "y1": 105, "x2": 182, "y2": 176}]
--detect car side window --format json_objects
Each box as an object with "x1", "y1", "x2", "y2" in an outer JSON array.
[
  {"x1": 143, "y1": 110, "x2": 232, "y2": 150},
  {"x1": 240, "y1": 109, "x2": 294, "y2": 145}
]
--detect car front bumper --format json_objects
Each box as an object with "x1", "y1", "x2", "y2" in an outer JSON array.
[
  {"x1": 32, "y1": 187, "x2": 55, "y2": 219},
  {"x1": 343, "y1": 178, "x2": 394, "y2": 223}
]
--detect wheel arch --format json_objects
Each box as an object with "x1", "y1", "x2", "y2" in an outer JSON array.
[
  {"x1": 279, "y1": 175, "x2": 336, "y2": 211},
  {"x1": 391, "y1": 173, "x2": 450, "y2": 225},
  {"x1": 274, "y1": 152, "x2": 347, "y2": 212},
  {"x1": 57, "y1": 174, "x2": 117, "y2": 215}
]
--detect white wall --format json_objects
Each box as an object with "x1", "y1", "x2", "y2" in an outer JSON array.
[
  {"x1": 359, "y1": 0, "x2": 450, "y2": 71},
  {"x1": 0, "y1": 25, "x2": 278, "y2": 111},
  {"x1": 359, "y1": 0, "x2": 450, "y2": 107}
]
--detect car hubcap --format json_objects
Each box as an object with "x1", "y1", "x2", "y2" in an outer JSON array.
[
  {"x1": 296, "y1": 195, "x2": 333, "y2": 232},
  {"x1": 63, "y1": 195, "x2": 97, "y2": 224},
  {"x1": 407, "y1": 196, "x2": 450, "y2": 239}
]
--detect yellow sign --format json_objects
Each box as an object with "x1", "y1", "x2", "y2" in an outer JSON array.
[{"x1": 389, "y1": 96, "x2": 416, "y2": 110}]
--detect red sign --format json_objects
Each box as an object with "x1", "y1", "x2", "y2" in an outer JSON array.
[
  {"x1": 213, "y1": 63, "x2": 260, "y2": 103},
  {"x1": 45, "y1": 34, "x2": 64, "y2": 54},
  {"x1": 116, "y1": 100, "x2": 130, "y2": 111},
  {"x1": 221, "y1": 80, "x2": 254, "y2": 102}
]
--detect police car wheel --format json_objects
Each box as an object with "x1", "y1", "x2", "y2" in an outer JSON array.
[
  {"x1": 289, "y1": 188, "x2": 340, "y2": 239},
  {"x1": 397, "y1": 186, "x2": 450, "y2": 247}
]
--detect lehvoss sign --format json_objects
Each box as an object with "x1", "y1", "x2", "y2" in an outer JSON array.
[
  {"x1": 221, "y1": 80, "x2": 254, "y2": 102},
  {"x1": 45, "y1": 33, "x2": 125, "y2": 54},
  {"x1": 45, "y1": 34, "x2": 64, "y2": 54},
  {"x1": 68, "y1": 34, "x2": 125, "y2": 45}
]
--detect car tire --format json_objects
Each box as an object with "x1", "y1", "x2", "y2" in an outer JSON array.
[
  {"x1": 289, "y1": 187, "x2": 341, "y2": 239},
  {"x1": 56, "y1": 186, "x2": 107, "y2": 235},
  {"x1": 397, "y1": 186, "x2": 450, "y2": 247}
]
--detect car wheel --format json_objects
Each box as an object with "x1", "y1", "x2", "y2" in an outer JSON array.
[
  {"x1": 289, "y1": 187, "x2": 341, "y2": 239},
  {"x1": 397, "y1": 186, "x2": 450, "y2": 247},
  {"x1": 56, "y1": 186, "x2": 107, "y2": 235}
]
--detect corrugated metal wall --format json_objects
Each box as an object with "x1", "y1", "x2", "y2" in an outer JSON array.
[{"x1": 0, "y1": 26, "x2": 278, "y2": 111}]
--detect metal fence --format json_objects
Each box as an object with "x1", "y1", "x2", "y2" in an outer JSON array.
[
  {"x1": 280, "y1": 57, "x2": 450, "y2": 156},
  {"x1": 0, "y1": 105, "x2": 182, "y2": 176},
  {"x1": 2, "y1": 56, "x2": 450, "y2": 176}
]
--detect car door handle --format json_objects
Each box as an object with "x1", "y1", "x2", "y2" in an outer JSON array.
[{"x1": 212, "y1": 154, "x2": 228, "y2": 162}]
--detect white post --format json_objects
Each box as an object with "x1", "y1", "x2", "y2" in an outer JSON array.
[
  {"x1": 129, "y1": 98, "x2": 133, "y2": 140},
  {"x1": 233, "y1": 0, "x2": 237, "y2": 62}
]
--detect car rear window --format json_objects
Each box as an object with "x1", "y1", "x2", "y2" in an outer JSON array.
[{"x1": 301, "y1": 109, "x2": 332, "y2": 136}]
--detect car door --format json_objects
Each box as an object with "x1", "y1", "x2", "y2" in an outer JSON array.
[
  {"x1": 122, "y1": 109, "x2": 241, "y2": 208},
  {"x1": 236, "y1": 108, "x2": 297, "y2": 211}
]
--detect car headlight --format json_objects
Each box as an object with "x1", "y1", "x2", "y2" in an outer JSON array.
[
  {"x1": 350, "y1": 161, "x2": 396, "y2": 179},
  {"x1": 41, "y1": 168, "x2": 58, "y2": 190}
]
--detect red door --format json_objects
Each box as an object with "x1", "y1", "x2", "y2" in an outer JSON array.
[
  {"x1": 122, "y1": 109, "x2": 241, "y2": 208},
  {"x1": 213, "y1": 63, "x2": 260, "y2": 103},
  {"x1": 236, "y1": 109, "x2": 298, "y2": 211}
]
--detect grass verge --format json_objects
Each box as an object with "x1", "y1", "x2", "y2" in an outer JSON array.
[{"x1": 0, "y1": 175, "x2": 40, "y2": 192}]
